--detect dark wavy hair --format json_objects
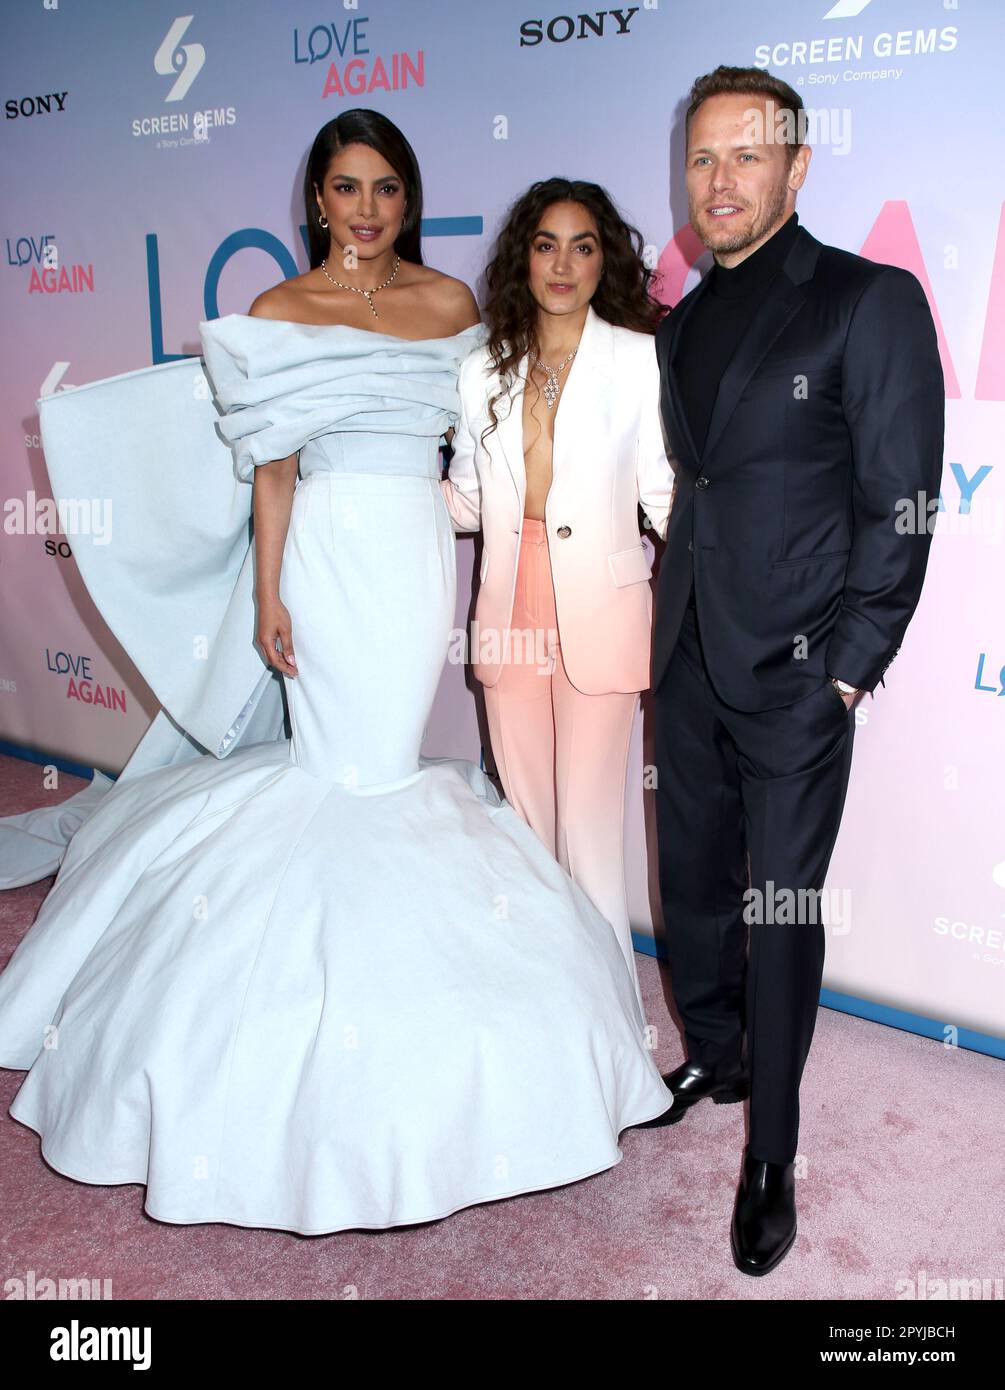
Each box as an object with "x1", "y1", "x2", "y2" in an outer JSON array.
[
  {"x1": 482, "y1": 177, "x2": 663, "y2": 437},
  {"x1": 303, "y1": 109, "x2": 423, "y2": 268}
]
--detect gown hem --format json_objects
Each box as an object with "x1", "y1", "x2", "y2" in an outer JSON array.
[{"x1": 9, "y1": 1096, "x2": 674, "y2": 1238}]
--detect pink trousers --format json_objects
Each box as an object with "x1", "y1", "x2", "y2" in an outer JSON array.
[{"x1": 481, "y1": 519, "x2": 642, "y2": 1005}]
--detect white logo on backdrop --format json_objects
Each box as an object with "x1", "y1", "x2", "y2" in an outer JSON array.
[
  {"x1": 823, "y1": 0, "x2": 875, "y2": 18},
  {"x1": 39, "y1": 364, "x2": 74, "y2": 397},
  {"x1": 993, "y1": 861, "x2": 1005, "y2": 915},
  {"x1": 154, "y1": 17, "x2": 205, "y2": 102}
]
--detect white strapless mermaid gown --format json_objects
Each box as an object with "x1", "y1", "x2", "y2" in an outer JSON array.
[{"x1": 0, "y1": 315, "x2": 671, "y2": 1235}]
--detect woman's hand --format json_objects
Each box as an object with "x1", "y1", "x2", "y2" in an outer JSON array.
[{"x1": 257, "y1": 593, "x2": 298, "y2": 678}]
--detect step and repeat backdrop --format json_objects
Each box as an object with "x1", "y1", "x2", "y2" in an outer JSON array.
[{"x1": 2, "y1": 1, "x2": 1002, "y2": 1051}]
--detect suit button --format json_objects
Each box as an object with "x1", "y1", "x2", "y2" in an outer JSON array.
[
  {"x1": 695, "y1": 475, "x2": 710, "y2": 490},
  {"x1": 688, "y1": 540, "x2": 694, "y2": 552},
  {"x1": 556, "y1": 525, "x2": 572, "y2": 538}
]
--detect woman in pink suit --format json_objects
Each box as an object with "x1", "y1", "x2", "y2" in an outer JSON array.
[{"x1": 442, "y1": 178, "x2": 677, "y2": 1004}]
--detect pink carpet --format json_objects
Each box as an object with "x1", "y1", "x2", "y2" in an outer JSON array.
[{"x1": 1, "y1": 752, "x2": 1001, "y2": 1300}]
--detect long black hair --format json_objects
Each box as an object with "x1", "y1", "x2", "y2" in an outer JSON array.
[{"x1": 303, "y1": 109, "x2": 424, "y2": 267}]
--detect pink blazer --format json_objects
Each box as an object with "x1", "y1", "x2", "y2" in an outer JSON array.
[{"x1": 441, "y1": 305, "x2": 677, "y2": 694}]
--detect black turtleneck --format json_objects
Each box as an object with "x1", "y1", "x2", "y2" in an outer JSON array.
[
  {"x1": 677, "y1": 210, "x2": 800, "y2": 460},
  {"x1": 677, "y1": 210, "x2": 801, "y2": 609}
]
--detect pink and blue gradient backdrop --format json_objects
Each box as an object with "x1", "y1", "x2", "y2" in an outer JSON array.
[{"x1": 1, "y1": 1, "x2": 1002, "y2": 1053}]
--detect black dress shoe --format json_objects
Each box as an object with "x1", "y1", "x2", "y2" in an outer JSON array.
[
  {"x1": 730, "y1": 1148, "x2": 797, "y2": 1276},
  {"x1": 636, "y1": 1058, "x2": 748, "y2": 1128}
]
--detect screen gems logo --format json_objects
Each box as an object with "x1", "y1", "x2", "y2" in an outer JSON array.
[
  {"x1": 155, "y1": 16, "x2": 205, "y2": 102},
  {"x1": 133, "y1": 16, "x2": 236, "y2": 145},
  {"x1": 756, "y1": 0, "x2": 957, "y2": 74},
  {"x1": 823, "y1": 0, "x2": 875, "y2": 17},
  {"x1": 933, "y1": 863, "x2": 1005, "y2": 964}
]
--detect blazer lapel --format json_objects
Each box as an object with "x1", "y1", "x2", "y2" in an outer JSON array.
[
  {"x1": 700, "y1": 277, "x2": 808, "y2": 464},
  {"x1": 662, "y1": 224, "x2": 820, "y2": 469},
  {"x1": 493, "y1": 303, "x2": 613, "y2": 504},
  {"x1": 664, "y1": 275, "x2": 711, "y2": 467},
  {"x1": 551, "y1": 305, "x2": 613, "y2": 482},
  {"x1": 495, "y1": 355, "x2": 528, "y2": 510}
]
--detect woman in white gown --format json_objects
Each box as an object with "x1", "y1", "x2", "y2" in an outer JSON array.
[{"x1": 0, "y1": 110, "x2": 671, "y2": 1235}]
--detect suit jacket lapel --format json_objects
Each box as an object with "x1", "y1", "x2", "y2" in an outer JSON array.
[
  {"x1": 494, "y1": 303, "x2": 612, "y2": 504},
  {"x1": 495, "y1": 356, "x2": 527, "y2": 510},
  {"x1": 700, "y1": 278, "x2": 808, "y2": 464},
  {"x1": 665, "y1": 275, "x2": 711, "y2": 467},
  {"x1": 662, "y1": 224, "x2": 820, "y2": 469},
  {"x1": 551, "y1": 305, "x2": 613, "y2": 482}
]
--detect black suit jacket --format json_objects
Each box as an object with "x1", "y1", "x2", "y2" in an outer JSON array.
[{"x1": 652, "y1": 223, "x2": 945, "y2": 709}]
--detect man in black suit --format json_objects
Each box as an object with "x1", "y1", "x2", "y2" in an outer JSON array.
[{"x1": 646, "y1": 66, "x2": 944, "y2": 1274}]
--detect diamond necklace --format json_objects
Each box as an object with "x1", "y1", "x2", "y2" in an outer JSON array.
[
  {"x1": 319, "y1": 253, "x2": 400, "y2": 318},
  {"x1": 530, "y1": 346, "x2": 578, "y2": 408}
]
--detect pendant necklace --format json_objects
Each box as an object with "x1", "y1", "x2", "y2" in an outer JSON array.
[
  {"x1": 530, "y1": 346, "x2": 578, "y2": 408},
  {"x1": 320, "y1": 253, "x2": 400, "y2": 319}
]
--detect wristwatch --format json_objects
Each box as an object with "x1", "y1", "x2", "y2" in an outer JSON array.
[{"x1": 831, "y1": 677, "x2": 859, "y2": 696}]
